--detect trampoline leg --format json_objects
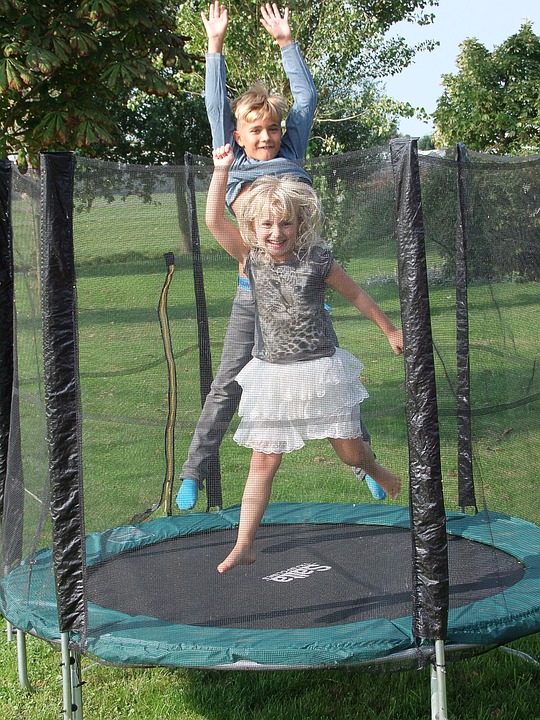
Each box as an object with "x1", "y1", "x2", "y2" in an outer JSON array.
[
  {"x1": 70, "y1": 651, "x2": 84, "y2": 720},
  {"x1": 430, "y1": 640, "x2": 448, "y2": 720},
  {"x1": 16, "y1": 627, "x2": 33, "y2": 691},
  {"x1": 6, "y1": 619, "x2": 14, "y2": 642},
  {"x1": 60, "y1": 632, "x2": 82, "y2": 720}
]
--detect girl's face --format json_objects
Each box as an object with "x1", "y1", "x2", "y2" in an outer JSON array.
[{"x1": 254, "y1": 204, "x2": 298, "y2": 262}]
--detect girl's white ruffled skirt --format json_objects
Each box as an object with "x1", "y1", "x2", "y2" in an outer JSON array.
[{"x1": 233, "y1": 347, "x2": 368, "y2": 454}]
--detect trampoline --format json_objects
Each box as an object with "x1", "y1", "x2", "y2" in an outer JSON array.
[
  {"x1": 1, "y1": 143, "x2": 540, "y2": 720},
  {"x1": 3, "y1": 503, "x2": 540, "y2": 669}
]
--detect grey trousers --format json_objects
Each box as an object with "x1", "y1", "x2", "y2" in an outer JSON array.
[
  {"x1": 180, "y1": 284, "x2": 371, "y2": 488},
  {"x1": 181, "y1": 285, "x2": 255, "y2": 487}
]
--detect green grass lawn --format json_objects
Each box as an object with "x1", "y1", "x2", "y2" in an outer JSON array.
[{"x1": 2, "y1": 183, "x2": 539, "y2": 719}]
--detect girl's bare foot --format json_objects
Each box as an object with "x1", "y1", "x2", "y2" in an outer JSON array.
[{"x1": 217, "y1": 545, "x2": 256, "y2": 573}]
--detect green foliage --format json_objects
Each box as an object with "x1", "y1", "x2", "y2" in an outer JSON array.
[
  {"x1": 418, "y1": 134, "x2": 435, "y2": 150},
  {"x1": 310, "y1": 150, "x2": 396, "y2": 268},
  {"x1": 93, "y1": 91, "x2": 212, "y2": 164},
  {"x1": 433, "y1": 23, "x2": 540, "y2": 155},
  {"x1": 418, "y1": 150, "x2": 540, "y2": 282},
  {"x1": 176, "y1": 0, "x2": 439, "y2": 153},
  {"x1": 310, "y1": 83, "x2": 402, "y2": 155},
  {"x1": 0, "y1": 0, "x2": 197, "y2": 166},
  {"x1": 463, "y1": 163, "x2": 540, "y2": 281},
  {"x1": 0, "y1": 0, "x2": 440, "y2": 165}
]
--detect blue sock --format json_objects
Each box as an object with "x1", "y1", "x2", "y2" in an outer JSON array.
[
  {"x1": 365, "y1": 474, "x2": 387, "y2": 501},
  {"x1": 176, "y1": 479, "x2": 199, "y2": 510}
]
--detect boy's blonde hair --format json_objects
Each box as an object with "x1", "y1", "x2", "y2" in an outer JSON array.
[
  {"x1": 237, "y1": 175, "x2": 326, "y2": 261},
  {"x1": 231, "y1": 82, "x2": 289, "y2": 124}
]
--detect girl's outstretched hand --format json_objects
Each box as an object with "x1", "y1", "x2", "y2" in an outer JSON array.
[
  {"x1": 260, "y1": 4, "x2": 292, "y2": 47},
  {"x1": 213, "y1": 144, "x2": 234, "y2": 168},
  {"x1": 387, "y1": 328, "x2": 404, "y2": 355}
]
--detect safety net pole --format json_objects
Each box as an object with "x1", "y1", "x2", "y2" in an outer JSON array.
[
  {"x1": 0, "y1": 159, "x2": 13, "y2": 520},
  {"x1": 184, "y1": 152, "x2": 222, "y2": 510},
  {"x1": 390, "y1": 138, "x2": 449, "y2": 641},
  {"x1": 0, "y1": 160, "x2": 25, "y2": 575},
  {"x1": 455, "y1": 143, "x2": 476, "y2": 510},
  {"x1": 40, "y1": 152, "x2": 87, "y2": 638}
]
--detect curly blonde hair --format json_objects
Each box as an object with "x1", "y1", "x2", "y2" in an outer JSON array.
[
  {"x1": 231, "y1": 83, "x2": 289, "y2": 125},
  {"x1": 236, "y1": 175, "x2": 326, "y2": 261}
]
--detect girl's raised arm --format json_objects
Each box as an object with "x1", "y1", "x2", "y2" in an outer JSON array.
[{"x1": 206, "y1": 145, "x2": 249, "y2": 264}]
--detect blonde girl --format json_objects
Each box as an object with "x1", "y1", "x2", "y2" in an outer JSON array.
[{"x1": 207, "y1": 144, "x2": 403, "y2": 573}]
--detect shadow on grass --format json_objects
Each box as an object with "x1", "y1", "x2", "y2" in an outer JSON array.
[{"x1": 178, "y1": 633, "x2": 540, "y2": 720}]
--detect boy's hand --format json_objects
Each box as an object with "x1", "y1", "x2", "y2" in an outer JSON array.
[
  {"x1": 260, "y1": 3, "x2": 293, "y2": 48},
  {"x1": 202, "y1": 2, "x2": 228, "y2": 53},
  {"x1": 213, "y1": 144, "x2": 235, "y2": 168}
]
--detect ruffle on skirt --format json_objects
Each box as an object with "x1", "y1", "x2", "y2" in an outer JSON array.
[{"x1": 233, "y1": 347, "x2": 369, "y2": 454}]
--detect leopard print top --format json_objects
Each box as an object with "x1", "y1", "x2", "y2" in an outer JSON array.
[{"x1": 246, "y1": 246, "x2": 336, "y2": 364}]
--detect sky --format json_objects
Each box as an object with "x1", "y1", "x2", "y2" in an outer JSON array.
[{"x1": 384, "y1": 0, "x2": 539, "y2": 137}]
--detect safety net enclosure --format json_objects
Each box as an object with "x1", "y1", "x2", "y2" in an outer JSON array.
[{"x1": 1, "y1": 142, "x2": 539, "y2": 678}]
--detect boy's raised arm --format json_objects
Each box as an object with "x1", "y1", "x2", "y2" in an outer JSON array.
[
  {"x1": 264, "y1": 5, "x2": 316, "y2": 159},
  {"x1": 203, "y1": 3, "x2": 233, "y2": 149}
]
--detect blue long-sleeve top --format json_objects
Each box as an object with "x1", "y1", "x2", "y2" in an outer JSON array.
[{"x1": 205, "y1": 42, "x2": 316, "y2": 211}]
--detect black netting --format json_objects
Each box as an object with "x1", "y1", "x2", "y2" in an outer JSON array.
[
  {"x1": 1, "y1": 145, "x2": 539, "y2": 672},
  {"x1": 418, "y1": 148, "x2": 540, "y2": 517}
]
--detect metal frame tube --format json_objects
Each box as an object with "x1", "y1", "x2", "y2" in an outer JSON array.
[
  {"x1": 430, "y1": 640, "x2": 448, "y2": 720},
  {"x1": 60, "y1": 632, "x2": 74, "y2": 719},
  {"x1": 70, "y1": 651, "x2": 84, "y2": 720},
  {"x1": 16, "y1": 628, "x2": 32, "y2": 691}
]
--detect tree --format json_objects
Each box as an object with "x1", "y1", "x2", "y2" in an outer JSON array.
[
  {"x1": 0, "y1": 0, "x2": 197, "y2": 167},
  {"x1": 418, "y1": 134, "x2": 435, "y2": 151},
  {"x1": 175, "y1": 0, "x2": 439, "y2": 153},
  {"x1": 94, "y1": 91, "x2": 211, "y2": 165},
  {"x1": 1, "y1": 0, "x2": 439, "y2": 166},
  {"x1": 433, "y1": 23, "x2": 540, "y2": 154}
]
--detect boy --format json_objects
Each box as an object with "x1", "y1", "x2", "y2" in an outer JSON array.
[
  {"x1": 176, "y1": 2, "x2": 383, "y2": 509},
  {"x1": 204, "y1": 1, "x2": 315, "y2": 214}
]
